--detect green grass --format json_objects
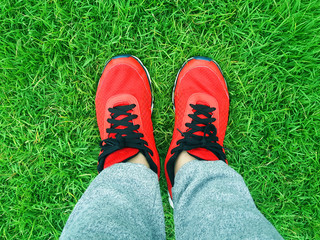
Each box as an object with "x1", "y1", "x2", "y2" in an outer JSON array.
[{"x1": 1, "y1": 0, "x2": 319, "y2": 239}]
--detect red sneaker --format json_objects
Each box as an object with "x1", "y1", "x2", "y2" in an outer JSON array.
[
  {"x1": 95, "y1": 55, "x2": 160, "y2": 177},
  {"x1": 165, "y1": 56, "x2": 230, "y2": 199}
]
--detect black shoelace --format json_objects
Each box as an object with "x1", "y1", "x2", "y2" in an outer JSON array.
[
  {"x1": 171, "y1": 104, "x2": 226, "y2": 161},
  {"x1": 97, "y1": 104, "x2": 153, "y2": 172}
]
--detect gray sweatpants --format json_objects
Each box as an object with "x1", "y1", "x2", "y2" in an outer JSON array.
[{"x1": 60, "y1": 161, "x2": 283, "y2": 240}]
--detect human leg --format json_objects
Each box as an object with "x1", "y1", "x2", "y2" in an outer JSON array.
[
  {"x1": 60, "y1": 162, "x2": 165, "y2": 240},
  {"x1": 173, "y1": 159, "x2": 283, "y2": 240},
  {"x1": 61, "y1": 55, "x2": 164, "y2": 239},
  {"x1": 165, "y1": 57, "x2": 283, "y2": 239}
]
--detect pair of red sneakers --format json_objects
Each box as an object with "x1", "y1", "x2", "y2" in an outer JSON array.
[{"x1": 95, "y1": 55, "x2": 229, "y2": 199}]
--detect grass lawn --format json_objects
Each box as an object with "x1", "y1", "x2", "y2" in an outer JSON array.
[{"x1": 1, "y1": 0, "x2": 319, "y2": 239}]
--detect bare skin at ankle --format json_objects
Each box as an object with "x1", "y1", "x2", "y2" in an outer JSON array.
[
  {"x1": 128, "y1": 151, "x2": 195, "y2": 173},
  {"x1": 127, "y1": 152, "x2": 150, "y2": 168},
  {"x1": 174, "y1": 150, "x2": 197, "y2": 175}
]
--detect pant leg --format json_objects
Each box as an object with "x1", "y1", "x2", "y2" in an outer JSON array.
[
  {"x1": 60, "y1": 163, "x2": 166, "y2": 240},
  {"x1": 173, "y1": 160, "x2": 283, "y2": 240}
]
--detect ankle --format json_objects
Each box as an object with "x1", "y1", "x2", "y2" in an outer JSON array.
[
  {"x1": 127, "y1": 152, "x2": 150, "y2": 168},
  {"x1": 174, "y1": 151, "x2": 197, "y2": 175}
]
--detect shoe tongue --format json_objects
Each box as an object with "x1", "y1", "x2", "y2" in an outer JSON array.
[
  {"x1": 103, "y1": 104, "x2": 140, "y2": 168},
  {"x1": 109, "y1": 107, "x2": 132, "y2": 138},
  {"x1": 187, "y1": 105, "x2": 219, "y2": 160},
  {"x1": 103, "y1": 148, "x2": 140, "y2": 169},
  {"x1": 187, "y1": 148, "x2": 219, "y2": 161}
]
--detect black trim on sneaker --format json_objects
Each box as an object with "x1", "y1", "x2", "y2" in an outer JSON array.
[
  {"x1": 166, "y1": 104, "x2": 226, "y2": 188},
  {"x1": 98, "y1": 104, "x2": 157, "y2": 174}
]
